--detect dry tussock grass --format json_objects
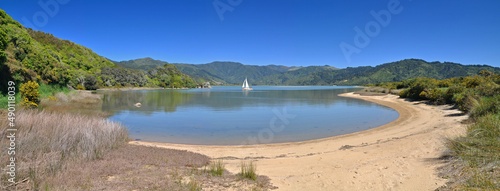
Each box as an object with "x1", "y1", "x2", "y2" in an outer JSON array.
[{"x1": 0, "y1": 109, "x2": 128, "y2": 190}]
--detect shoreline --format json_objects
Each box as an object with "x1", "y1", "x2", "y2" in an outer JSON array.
[
  {"x1": 96, "y1": 87, "x2": 188, "y2": 91},
  {"x1": 131, "y1": 92, "x2": 467, "y2": 190}
]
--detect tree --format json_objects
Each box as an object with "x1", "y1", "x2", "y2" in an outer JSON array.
[{"x1": 84, "y1": 75, "x2": 99, "y2": 90}]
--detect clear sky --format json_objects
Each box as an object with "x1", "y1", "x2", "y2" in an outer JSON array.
[{"x1": 2, "y1": 0, "x2": 500, "y2": 68}]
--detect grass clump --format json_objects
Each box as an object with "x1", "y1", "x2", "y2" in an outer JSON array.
[
  {"x1": 187, "y1": 179, "x2": 202, "y2": 191},
  {"x1": 206, "y1": 159, "x2": 224, "y2": 176},
  {"x1": 38, "y1": 83, "x2": 70, "y2": 97},
  {"x1": 239, "y1": 161, "x2": 257, "y2": 181},
  {"x1": 0, "y1": 93, "x2": 20, "y2": 109},
  {"x1": 446, "y1": 114, "x2": 500, "y2": 190},
  {"x1": 469, "y1": 95, "x2": 500, "y2": 120}
]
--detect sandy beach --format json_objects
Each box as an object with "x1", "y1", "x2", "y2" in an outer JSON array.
[{"x1": 131, "y1": 92, "x2": 467, "y2": 191}]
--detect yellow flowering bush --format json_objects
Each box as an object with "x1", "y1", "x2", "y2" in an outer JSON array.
[
  {"x1": 76, "y1": 84, "x2": 85, "y2": 90},
  {"x1": 20, "y1": 81, "x2": 40, "y2": 108}
]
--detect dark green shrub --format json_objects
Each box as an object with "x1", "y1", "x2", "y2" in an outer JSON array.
[
  {"x1": 84, "y1": 75, "x2": 99, "y2": 90},
  {"x1": 493, "y1": 74, "x2": 500, "y2": 85},
  {"x1": 461, "y1": 76, "x2": 484, "y2": 88},
  {"x1": 476, "y1": 81, "x2": 500, "y2": 97},
  {"x1": 428, "y1": 88, "x2": 446, "y2": 104},
  {"x1": 399, "y1": 88, "x2": 409, "y2": 98},
  {"x1": 397, "y1": 78, "x2": 415, "y2": 89},
  {"x1": 445, "y1": 85, "x2": 465, "y2": 104},
  {"x1": 437, "y1": 79, "x2": 453, "y2": 88},
  {"x1": 453, "y1": 89, "x2": 479, "y2": 112},
  {"x1": 402, "y1": 77, "x2": 438, "y2": 100}
]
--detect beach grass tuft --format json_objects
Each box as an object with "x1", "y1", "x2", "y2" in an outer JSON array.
[
  {"x1": 445, "y1": 113, "x2": 500, "y2": 190},
  {"x1": 207, "y1": 159, "x2": 224, "y2": 176},
  {"x1": 239, "y1": 161, "x2": 257, "y2": 181},
  {"x1": 187, "y1": 179, "x2": 202, "y2": 191},
  {"x1": 468, "y1": 95, "x2": 500, "y2": 120}
]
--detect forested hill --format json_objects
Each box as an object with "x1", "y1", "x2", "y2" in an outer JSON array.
[
  {"x1": 291, "y1": 59, "x2": 500, "y2": 85},
  {"x1": 175, "y1": 61, "x2": 298, "y2": 85},
  {"x1": 0, "y1": 9, "x2": 197, "y2": 91},
  {"x1": 116, "y1": 58, "x2": 337, "y2": 85},
  {"x1": 112, "y1": 57, "x2": 168, "y2": 72},
  {"x1": 174, "y1": 63, "x2": 337, "y2": 85}
]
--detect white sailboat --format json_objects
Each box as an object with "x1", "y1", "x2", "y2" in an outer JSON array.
[{"x1": 242, "y1": 77, "x2": 253, "y2": 90}]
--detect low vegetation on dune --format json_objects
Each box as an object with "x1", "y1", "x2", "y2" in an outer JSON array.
[{"x1": 370, "y1": 71, "x2": 500, "y2": 190}]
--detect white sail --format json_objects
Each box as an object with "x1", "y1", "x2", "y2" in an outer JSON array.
[{"x1": 242, "y1": 78, "x2": 252, "y2": 90}]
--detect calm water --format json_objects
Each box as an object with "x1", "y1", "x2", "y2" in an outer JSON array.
[{"x1": 100, "y1": 86, "x2": 398, "y2": 145}]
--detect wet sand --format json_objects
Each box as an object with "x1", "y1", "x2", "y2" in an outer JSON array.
[{"x1": 131, "y1": 93, "x2": 467, "y2": 190}]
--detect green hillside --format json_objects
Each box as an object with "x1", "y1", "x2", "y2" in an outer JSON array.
[
  {"x1": 293, "y1": 59, "x2": 500, "y2": 85},
  {"x1": 114, "y1": 58, "x2": 231, "y2": 84},
  {"x1": 177, "y1": 61, "x2": 286, "y2": 84},
  {"x1": 0, "y1": 9, "x2": 197, "y2": 91},
  {"x1": 177, "y1": 62, "x2": 337, "y2": 85},
  {"x1": 112, "y1": 57, "x2": 168, "y2": 71},
  {"x1": 116, "y1": 58, "x2": 339, "y2": 85},
  {"x1": 173, "y1": 63, "x2": 227, "y2": 84},
  {"x1": 255, "y1": 66, "x2": 338, "y2": 85}
]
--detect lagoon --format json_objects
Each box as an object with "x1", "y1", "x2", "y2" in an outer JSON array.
[{"x1": 100, "y1": 86, "x2": 398, "y2": 145}]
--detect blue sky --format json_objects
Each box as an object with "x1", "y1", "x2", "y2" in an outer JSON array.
[{"x1": 2, "y1": 0, "x2": 500, "y2": 68}]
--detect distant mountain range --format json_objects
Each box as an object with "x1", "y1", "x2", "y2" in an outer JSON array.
[
  {"x1": 115, "y1": 58, "x2": 500, "y2": 86},
  {"x1": 113, "y1": 58, "x2": 338, "y2": 85},
  {"x1": 291, "y1": 59, "x2": 500, "y2": 85}
]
